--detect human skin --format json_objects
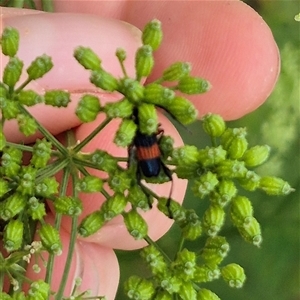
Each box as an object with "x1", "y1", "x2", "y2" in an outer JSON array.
[{"x1": 0, "y1": 1, "x2": 280, "y2": 299}]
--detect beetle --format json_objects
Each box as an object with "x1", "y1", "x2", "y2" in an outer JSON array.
[{"x1": 129, "y1": 109, "x2": 174, "y2": 217}]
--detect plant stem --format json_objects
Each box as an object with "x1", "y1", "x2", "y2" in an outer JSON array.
[
  {"x1": 36, "y1": 158, "x2": 69, "y2": 182},
  {"x1": 5, "y1": 142, "x2": 34, "y2": 152},
  {"x1": 55, "y1": 216, "x2": 78, "y2": 300},
  {"x1": 18, "y1": 105, "x2": 68, "y2": 155},
  {"x1": 73, "y1": 117, "x2": 112, "y2": 153},
  {"x1": 144, "y1": 235, "x2": 172, "y2": 263}
]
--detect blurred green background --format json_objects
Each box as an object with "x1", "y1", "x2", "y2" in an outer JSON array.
[{"x1": 116, "y1": 2, "x2": 300, "y2": 300}]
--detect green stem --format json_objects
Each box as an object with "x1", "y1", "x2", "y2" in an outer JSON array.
[
  {"x1": 41, "y1": 0, "x2": 54, "y2": 12},
  {"x1": 73, "y1": 117, "x2": 112, "y2": 153},
  {"x1": 177, "y1": 235, "x2": 185, "y2": 254},
  {"x1": 36, "y1": 158, "x2": 69, "y2": 182},
  {"x1": 18, "y1": 105, "x2": 68, "y2": 155},
  {"x1": 144, "y1": 235, "x2": 172, "y2": 264},
  {"x1": 55, "y1": 216, "x2": 78, "y2": 300},
  {"x1": 210, "y1": 136, "x2": 217, "y2": 147},
  {"x1": 5, "y1": 142, "x2": 34, "y2": 152},
  {"x1": 15, "y1": 78, "x2": 32, "y2": 93}
]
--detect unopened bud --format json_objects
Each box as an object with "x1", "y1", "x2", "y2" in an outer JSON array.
[
  {"x1": 18, "y1": 90, "x2": 43, "y2": 106},
  {"x1": 162, "y1": 62, "x2": 191, "y2": 81},
  {"x1": 3, "y1": 57, "x2": 23, "y2": 88},
  {"x1": 44, "y1": 90, "x2": 70, "y2": 107},
  {"x1": 100, "y1": 193, "x2": 127, "y2": 221},
  {"x1": 1, "y1": 27, "x2": 19, "y2": 57},
  {"x1": 177, "y1": 76, "x2": 211, "y2": 95},
  {"x1": 123, "y1": 210, "x2": 148, "y2": 240},
  {"x1": 242, "y1": 145, "x2": 270, "y2": 167},
  {"x1": 259, "y1": 176, "x2": 294, "y2": 195},
  {"x1": 76, "y1": 94, "x2": 101, "y2": 122},
  {"x1": 39, "y1": 224, "x2": 62, "y2": 255},
  {"x1": 137, "y1": 103, "x2": 158, "y2": 135},
  {"x1": 142, "y1": 19, "x2": 163, "y2": 51},
  {"x1": 103, "y1": 98, "x2": 133, "y2": 119},
  {"x1": 124, "y1": 276, "x2": 155, "y2": 300},
  {"x1": 4, "y1": 219, "x2": 24, "y2": 252},
  {"x1": 202, "y1": 114, "x2": 226, "y2": 138},
  {"x1": 135, "y1": 45, "x2": 154, "y2": 79},
  {"x1": 26, "y1": 54, "x2": 53, "y2": 80},
  {"x1": 90, "y1": 69, "x2": 119, "y2": 91},
  {"x1": 54, "y1": 196, "x2": 82, "y2": 216},
  {"x1": 202, "y1": 205, "x2": 225, "y2": 237},
  {"x1": 78, "y1": 211, "x2": 105, "y2": 237},
  {"x1": 237, "y1": 217, "x2": 262, "y2": 247},
  {"x1": 230, "y1": 196, "x2": 253, "y2": 228},
  {"x1": 74, "y1": 46, "x2": 101, "y2": 70},
  {"x1": 192, "y1": 171, "x2": 219, "y2": 199},
  {"x1": 197, "y1": 288, "x2": 221, "y2": 300},
  {"x1": 221, "y1": 263, "x2": 246, "y2": 288}
]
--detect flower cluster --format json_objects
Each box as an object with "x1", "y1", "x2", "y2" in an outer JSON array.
[{"x1": 0, "y1": 19, "x2": 294, "y2": 300}]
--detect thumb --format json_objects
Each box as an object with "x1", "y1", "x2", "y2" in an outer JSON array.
[{"x1": 2, "y1": 10, "x2": 142, "y2": 142}]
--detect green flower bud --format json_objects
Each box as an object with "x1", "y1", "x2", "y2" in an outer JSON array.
[
  {"x1": 167, "y1": 96, "x2": 198, "y2": 125},
  {"x1": 75, "y1": 94, "x2": 101, "y2": 122},
  {"x1": 4, "y1": 219, "x2": 24, "y2": 252},
  {"x1": 242, "y1": 145, "x2": 270, "y2": 167},
  {"x1": 175, "y1": 162, "x2": 203, "y2": 179},
  {"x1": 172, "y1": 145, "x2": 199, "y2": 165},
  {"x1": 197, "y1": 146, "x2": 227, "y2": 167},
  {"x1": 1, "y1": 147, "x2": 22, "y2": 176},
  {"x1": 144, "y1": 83, "x2": 175, "y2": 107},
  {"x1": 115, "y1": 48, "x2": 127, "y2": 63},
  {"x1": 159, "y1": 276, "x2": 181, "y2": 294},
  {"x1": 202, "y1": 205, "x2": 225, "y2": 237},
  {"x1": 35, "y1": 177, "x2": 59, "y2": 198},
  {"x1": 194, "y1": 265, "x2": 220, "y2": 283},
  {"x1": 12, "y1": 291, "x2": 26, "y2": 300},
  {"x1": 28, "y1": 280, "x2": 50, "y2": 300},
  {"x1": 201, "y1": 236, "x2": 230, "y2": 266},
  {"x1": 197, "y1": 288, "x2": 221, "y2": 300},
  {"x1": 31, "y1": 139, "x2": 52, "y2": 168},
  {"x1": 157, "y1": 197, "x2": 186, "y2": 221},
  {"x1": 119, "y1": 78, "x2": 144, "y2": 104},
  {"x1": 124, "y1": 276, "x2": 155, "y2": 300},
  {"x1": 108, "y1": 169, "x2": 132, "y2": 193},
  {"x1": 75, "y1": 175, "x2": 103, "y2": 193},
  {"x1": 162, "y1": 61, "x2": 191, "y2": 81},
  {"x1": 114, "y1": 119, "x2": 137, "y2": 147},
  {"x1": 230, "y1": 196, "x2": 253, "y2": 228},
  {"x1": 44, "y1": 90, "x2": 70, "y2": 107},
  {"x1": 178, "y1": 282, "x2": 197, "y2": 300},
  {"x1": 127, "y1": 185, "x2": 150, "y2": 211},
  {"x1": 26, "y1": 54, "x2": 53, "y2": 80},
  {"x1": 89, "y1": 149, "x2": 118, "y2": 173},
  {"x1": 238, "y1": 170, "x2": 260, "y2": 191},
  {"x1": 142, "y1": 19, "x2": 163, "y2": 51},
  {"x1": 154, "y1": 291, "x2": 172, "y2": 300},
  {"x1": 18, "y1": 90, "x2": 43, "y2": 106},
  {"x1": 140, "y1": 245, "x2": 167, "y2": 275},
  {"x1": 27, "y1": 197, "x2": 46, "y2": 220},
  {"x1": 78, "y1": 211, "x2": 105, "y2": 237},
  {"x1": 177, "y1": 76, "x2": 211, "y2": 95},
  {"x1": 221, "y1": 128, "x2": 248, "y2": 159},
  {"x1": 135, "y1": 45, "x2": 154, "y2": 79},
  {"x1": 192, "y1": 171, "x2": 219, "y2": 199},
  {"x1": 221, "y1": 263, "x2": 246, "y2": 288},
  {"x1": 158, "y1": 135, "x2": 174, "y2": 158},
  {"x1": 103, "y1": 98, "x2": 133, "y2": 119},
  {"x1": 172, "y1": 248, "x2": 196, "y2": 281},
  {"x1": 237, "y1": 217, "x2": 262, "y2": 247},
  {"x1": 74, "y1": 46, "x2": 101, "y2": 70},
  {"x1": 17, "y1": 166, "x2": 37, "y2": 195},
  {"x1": 259, "y1": 176, "x2": 294, "y2": 195},
  {"x1": 17, "y1": 114, "x2": 37, "y2": 136},
  {"x1": 3, "y1": 57, "x2": 23, "y2": 88},
  {"x1": 0, "y1": 179, "x2": 10, "y2": 197},
  {"x1": 2, "y1": 100, "x2": 20, "y2": 120},
  {"x1": 54, "y1": 196, "x2": 83, "y2": 216},
  {"x1": 180, "y1": 210, "x2": 202, "y2": 240},
  {"x1": 90, "y1": 69, "x2": 119, "y2": 91},
  {"x1": 210, "y1": 180, "x2": 237, "y2": 207},
  {"x1": 137, "y1": 103, "x2": 158, "y2": 135},
  {"x1": 100, "y1": 193, "x2": 127, "y2": 221},
  {"x1": 39, "y1": 224, "x2": 62, "y2": 255},
  {"x1": 1, "y1": 27, "x2": 19, "y2": 57},
  {"x1": 216, "y1": 159, "x2": 247, "y2": 178},
  {"x1": 202, "y1": 114, "x2": 226, "y2": 138},
  {"x1": 0, "y1": 292, "x2": 12, "y2": 300},
  {"x1": 123, "y1": 209, "x2": 148, "y2": 239}
]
